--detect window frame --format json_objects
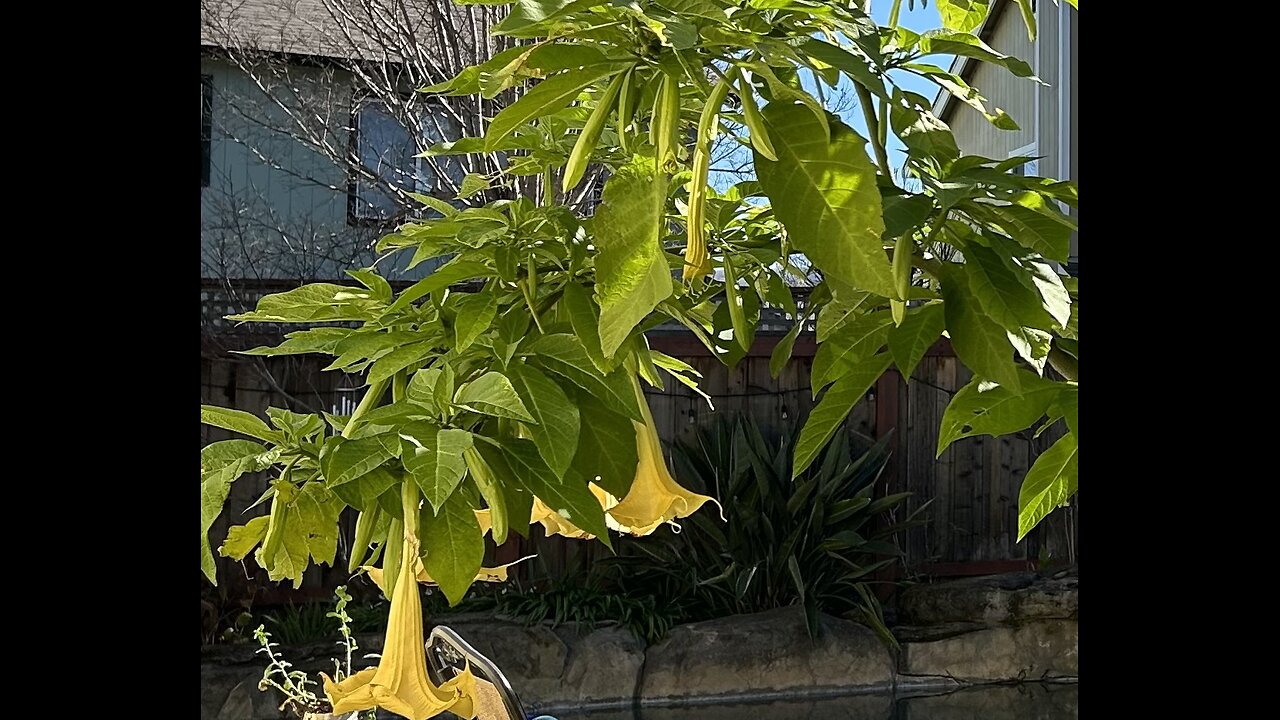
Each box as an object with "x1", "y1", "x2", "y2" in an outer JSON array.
[{"x1": 201, "y1": 75, "x2": 213, "y2": 188}]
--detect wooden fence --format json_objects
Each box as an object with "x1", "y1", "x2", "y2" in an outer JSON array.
[{"x1": 201, "y1": 318, "x2": 1077, "y2": 603}]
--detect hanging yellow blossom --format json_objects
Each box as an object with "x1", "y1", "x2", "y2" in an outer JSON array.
[
  {"x1": 323, "y1": 483, "x2": 478, "y2": 720},
  {"x1": 607, "y1": 374, "x2": 719, "y2": 535}
]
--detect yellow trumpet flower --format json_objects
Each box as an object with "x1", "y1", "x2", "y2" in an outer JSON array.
[
  {"x1": 323, "y1": 527, "x2": 477, "y2": 719},
  {"x1": 607, "y1": 375, "x2": 718, "y2": 536},
  {"x1": 361, "y1": 553, "x2": 536, "y2": 595}
]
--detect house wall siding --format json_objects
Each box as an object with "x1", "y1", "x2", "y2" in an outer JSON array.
[
  {"x1": 945, "y1": 11, "x2": 1040, "y2": 160},
  {"x1": 200, "y1": 58, "x2": 405, "y2": 282}
]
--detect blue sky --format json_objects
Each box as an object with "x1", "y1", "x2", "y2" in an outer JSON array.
[{"x1": 710, "y1": 2, "x2": 953, "y2": 190}]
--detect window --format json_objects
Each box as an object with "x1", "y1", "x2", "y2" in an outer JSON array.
[
  {"x1": 349, "y1": 100, "x2": 461, "y2": 223},
  {"x1": 201, "y1": 75, "x2": 213, "y2": 187},
  {"x1": 1009, "y1": 142, "x2": 1038, "y2": 178}
]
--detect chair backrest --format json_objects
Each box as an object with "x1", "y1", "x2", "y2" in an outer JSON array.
[{"x1": 426, "y1": 625, "x2": 527, "y2": 720}]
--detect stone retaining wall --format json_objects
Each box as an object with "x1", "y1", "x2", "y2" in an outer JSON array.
[{"x1": 200, "y1": 572, "x2": 1077, "y2": 719}]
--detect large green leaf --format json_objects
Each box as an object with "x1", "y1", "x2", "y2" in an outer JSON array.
[
  {"x1": 756, "y1": 103, "x2": 893, "y2": 298},
  {"x1": 890, "y1": 92, "x2": 959, "y2": 165},
  {"x1": 935, "y1": 0, "x2": 991, "y2": 32},
  {"x1": 1052, "y1": 385, "x2": 1078, "y2": 440},
  {"x1": 964, "y1": 244, "x2": 1055, "y2": 332},
  {"x1": 328, "y1": 466, "x2": 398, "y2": 513},
  {"x1": 239, "y1": 328, "x2": 352, "y2": 357},
  {"x1": 812, "y1": 312, "x2": 893, "y2": 392},
  {"x1": 937, "y1": 372, "x2": 1062, "y2": 455},
  {"x1": 560, "y1": 281, "x2": 608, "y2": 373},
  {"x1": 508, "y1": 363, "x2": 580, "y2": 478},
  {"x1": 201, "y1": 440, "x2": 275, "y2": 583},
  {"x1": 525, "y1": 334, "x2": 645, "y2": 421},
  {"x1": 295, "y1": 483, "x2": 342, "y2": 566},
  {"x1": 486, "y1": 65, "x2": 624, "y2": 151},
  {"x1": 498, "y1": 438, "x2": 611, "y2": 544},
  {"x1": 227, "y1": 283, "x2": 378, "y2": 323},
  {"x1": 455, "y1": 372, "x2": 536, "y2": 423},
  {"x1": 917, "y1": 30, "x2": 1038, "y2": 79},
  {"x1": 569, "y1": 387, "x2": 638, "y2": 498},
  {"x1": 401, "y1": 424, "x2": 473, "y2": 513},
  {"x1": 422, "y1": 489, "x2": 485, "y2": 606},
  {"x1": 592, "y1": 156, "x2": 673, "y2": 358},
  {"x1": 321, "y1": 434, "x2": 399, "y2": 487},
  {"x1": 452, "y1": 293, "x2": 498, "y2": 351},
  {"x1": 1017, "y1": 432, "x2": 1078, "y2": 540},
  {"x1": 888, "y1": 301, "x2": 945, "y2": 378},
  {"x1": 941, "y1": 266, "x2": 1021, "y2": 391},
  {"x1": 254, "y1": 486, "x2": 310, "y2": 589},
  {"x1": 366, "y1": 342, "x2": 437, "y2": 386},
  {"x1": 881, "y1": 192, "x2": 933, "y2": 238},
  {"x1": 491, "y1": 0, "x2": 579, "y2": 35},
  {"x1": 793, "y1": 353, "x2": 891, "y2": 479},
  {"x1": 388, "y1": 259, "x2": 491, "y2": 313},
  {"x1": 985, "y1": 205, "x2": 1072, "y2": 262},
  {"x1": 800, "y1": 38, "x2": 888, "y2": 101},
  {"x1": 200, "y1": 406, "x2": 279, "y2": 443}
]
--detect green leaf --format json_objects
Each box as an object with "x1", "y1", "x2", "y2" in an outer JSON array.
[
  {"x1": 799, "y1": 38, "x2": 889, "y2": 102},
  {"x1": 295, "y1": 483, "x2": 342, "y2": 566},
  {"x1": 985, "y1": 205, "x2": 1071, "y2": 262},
  {"x1": 401, "y1": 424, "x2": 473, "y2": 513},
  {"x1": 568, "y1": 387, "x2": 638, "y2": 498},
  {"x1": 812, "y1": 312, "x2": 893, "y2": 391},
  {"x1": 917, "y1": 30, "x2": 1038, "y2": 80},
  {"x1": 388, "y1": 258, "x2": 491, "y2": 313},
  {"x1": 366, "y1": 342, "x2": 436, "y2": 386},
  {"x1": 1053, "y1": 385, "x2": 1078, "y2": 439},
  {"x1": 486, "y1": 65, "x2": 624, "y2": 151},
  {"x1": 937, "y1": 372, "x2": 1062, "y2": 455},
  {"x1": 321, "y1": 434, "x2": 400, "y2": 487},
  {"x1": 890, "y1": 92, "x2": 959, "y2": 165},
  {"x1": 200, "y1": 406, "x2": 279, "y2": 443},
  {"x1": 457, "y1": 173, "x2": 490, "y2": 199},
  {"x1": 455, "y1": 372, "x2": 536, "y2": 422},
  {"x1": 201, "y1": 439, "x2": 274, "y2": 583},
  {"x1": 723, "y1": 257, "x2": 753, "y2": 353},
  {"x1": 935, "y1": 0, "x2": 991, "y2": 33},
  {"x1": 508, "y1": 363, "x2": 580, "y2": 478},
  {"x1": 525, "y1": 334, "x2": 644, "y2": 421},
  {"x1": 888, "y1": 302, "x2": 945, "y2": 378},
  {"x1": 347, "y1": 269, "x2": 393, "y2": 302},
  {"x1": 238, "y1": 328, "x2": 353, "y2": 357},
  {"x1": 793, "y1": 353, "x2": 891, "y2": 479},
  {"x1": 560, "y1": 282, "x2": 608, "y2": 373},
  {"x1": 491, "y1": 0, "x2": 579, "y2": 35},
  {"x1": 1027, "y1": 258, "x2": 1072, "y2": 329},
  {"x1": 227, "y1": 283, "x2": 379, "y2": 323},
  {"x1": 1011, "y1": 0, "x2": 1037, "y2": 41},
  {"x1": 497, "y1": 438, "x2": 612, "y2": 545},
  {"x1": 452, "y1": 293, "x2": 498, "y2": 352},
  {"x1": 964, "y1": 244, "x2": 1055, "y2": 332},
  {"x1": 329, "y1": 466, "x2": 398, "y2": 513},
  {"x1": 422, "y1": 489, "x2": 485, "y2": 606},
  {"x1": 756, "y1": 103, "x2": 893, "y2": 298},
  {"x1": 816, "y1": 291, "x2": 876, "y2": 342},
  {"x1": 218, "y1": 516, "x2": 270, "y2": 561},
  {"x1": 770, "y1": 322, "x2": 805, "y2": 379},
  {"x1": 881, "y1": 192, "x2": 933, "y2": 239},
  {"x1": 592, "y1": 156, "x2": 673, "y2": 358},
  {"x1": 1017, "y1": 432, "x2": 1077, "y2": 540},
  {"x1": 941, "y1": 266, "x2": 1020, "y2": 391}
]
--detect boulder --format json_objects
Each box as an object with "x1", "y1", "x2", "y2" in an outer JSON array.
[
  {"x1": 439, "y1": 617, "x2": 643, "y2": 710},
  {"x1": 897, "y1": 571, "x2": 1077, "y2": 626},
  {"x1": 639, "y1": 606, "x2": 894, "y2": 702},
  {"x1": 901, "y1": 620, "x2": 1078, "y2": 682}
]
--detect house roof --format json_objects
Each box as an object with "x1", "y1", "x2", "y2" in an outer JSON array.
[
  {"x1": 931, "y1": 0, "x2": 1012, "y2": 122},
  {"x1": 200, "y1": 0, "x2": 436, "y2": 62}
]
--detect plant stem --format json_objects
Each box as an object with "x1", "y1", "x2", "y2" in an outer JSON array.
[
  {"x1": 542, "y1": 167, "x2": 553, "y2": 207},
  {"x1": 855, "y1": 83, "x2": 893, "y2": 179},
  {"x1": 878, "y1": 0, "x2": 903, "y2": 167},
  {"x1": 341, "y1": 377, "x2": 390, "y2": 439}
]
